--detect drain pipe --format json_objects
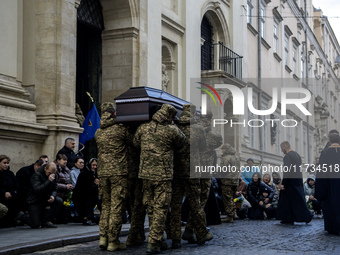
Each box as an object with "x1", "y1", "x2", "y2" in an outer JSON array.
[
  {"x1": 258, "y1": 0, "x2": 264, "y2": 165},
  {"x1": 305, "y1": 0, "x2": 311, "y2": 163}
]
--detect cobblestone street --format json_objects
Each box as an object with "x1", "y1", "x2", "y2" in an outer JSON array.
[{"x1": 31, "y1": 218, "x2": 340, "y2": 255}]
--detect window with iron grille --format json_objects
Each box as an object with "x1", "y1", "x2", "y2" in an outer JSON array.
[
  {"x1": 77, "y1": 0, "x2": 104, "y2": 31},
  {"x1": 201, "y1": 16, "x2": 214, "y2": 70}
]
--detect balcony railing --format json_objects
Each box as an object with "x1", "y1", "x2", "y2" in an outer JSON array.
[{"x1": 201, "y1": 41, "x2": 243, "y2": 80}]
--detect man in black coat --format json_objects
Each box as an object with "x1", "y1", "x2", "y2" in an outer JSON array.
[
  {"x1": 16, "y1": 159, "x2": 45, "y2": 212},
  {"x1": 25, "y1": 162, "x2": 62, "y2": 228},
  {"x1": 315, "y1": 134, "x2": 340, "y2": 235},
  {"x1": 56, "y1": 138, "x2": 77, "y2": 169},
  {"x1": 276, "y1": 141, "x2": 312, "y2": 224}
]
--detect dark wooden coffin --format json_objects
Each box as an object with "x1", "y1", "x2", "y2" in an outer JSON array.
[{"x1": 114, "y1": 87, "x2": 190, "y2": 122}]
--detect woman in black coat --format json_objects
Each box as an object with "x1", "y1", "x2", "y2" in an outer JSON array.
[
  {"x1": 0, "y1": 155, "x2": 19, "y2": 228},
  {"x1": 247, "y1": 172, "x2": 274, "y2": 219},
  {"x1": 72, "y1": 158, "x2": 99, "y2": 225}
]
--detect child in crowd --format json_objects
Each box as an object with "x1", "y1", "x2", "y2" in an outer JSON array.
[
  {"x1": 304, "y1": 174, "x2": 322, "y2": 218},
  {"x1": 259, "y1": 188, "x2": 276, "y2": 219}
]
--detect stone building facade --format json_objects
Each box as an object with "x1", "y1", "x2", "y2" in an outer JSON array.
[{"x1": 0, "y1": 0, "x2": 339, "y2": 171}]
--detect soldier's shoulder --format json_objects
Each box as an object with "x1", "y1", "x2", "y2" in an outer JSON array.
[
  {"x1": 137, "y1": 122, "x2": 149, "y2": 130},
  {"x1": 191, "y1": 123, "x2": 205, "y2": 133}
]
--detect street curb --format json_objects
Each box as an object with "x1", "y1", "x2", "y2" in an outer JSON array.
[{"x1": 0, "y1": 229, "x2": 135, "y2": 255}]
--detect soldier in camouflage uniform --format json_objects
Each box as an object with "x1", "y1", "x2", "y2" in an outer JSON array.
[
  {"x1": 183, "y1": 111, "x2": 222, "y2": 242},
  {"x1": 95, "y1": 102, "x2": 131, "y2": 252},
  {"x1": 220, "y1": 143, "x2": 240, "y2": 223},
  {"x1": 170, "y1": 104, "x2": 213, "y2": 249},
  {"x1": 126, "y1": 124, "x2": 146, "y2": 246},
  {"x1": 134, "y1": 104, "x2": 187, "y2": 254}
]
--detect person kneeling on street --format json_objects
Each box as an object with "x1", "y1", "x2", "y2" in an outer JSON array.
[{"x1": 25, "y1": 162, "x2": 62, "y2": 228}]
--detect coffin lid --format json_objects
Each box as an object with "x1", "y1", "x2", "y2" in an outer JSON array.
[
  {"x1": 114, "y1": 87, "x2": 192, "y2": 122},
  {"x1": 114, "y1": 87, "x2": 189, "y2": 107}
]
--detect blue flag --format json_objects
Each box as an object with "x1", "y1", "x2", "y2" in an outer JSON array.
[{"x1": 79, "y1": 104, "x2": 100, "y2": 146}]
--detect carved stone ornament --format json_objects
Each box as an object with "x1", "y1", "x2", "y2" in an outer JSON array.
[{"x1": 162, "y1": 64, "x2": 170, "y2": 92}]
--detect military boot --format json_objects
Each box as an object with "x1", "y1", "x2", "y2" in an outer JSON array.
[
  {"x1": 107, "y1": 240, "x2": 126, "y2": 252},
  {"x1": 160, "y1": 241, "x2": 168, "y2": 250},
  {"x1": 182, "y1": 228, "x2": 197, "y2": 244},
  {"x1": 126, "y1": 234, "x2": 144, "y2": 246},
  {"x1": 197, "y1": 232, "x2": 213, "y2": 245},
  {"x1": 221, "y1": 216, "x2": 234, "y2": 223},
  {"x1": 146, "y1": 242, "x2": 160, "y2": 254},
  {"x1": 99, "y1": 235, "x2": 107, "y2": 250}
]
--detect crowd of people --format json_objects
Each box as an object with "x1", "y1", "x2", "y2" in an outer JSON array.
[
  {"x1": 1, "y1": 102, "x2": 340, "y2": 254},
  {"x1": 0, "y1": 141, "x2": 100, "y2": 229}
]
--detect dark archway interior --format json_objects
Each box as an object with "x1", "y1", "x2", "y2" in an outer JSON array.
[
  {"x1": 76, "y1": 0, "x2": 104, "y2": 160},
  {"x1": 76, "y1": 24, "x2": 102, "y2": 116}
]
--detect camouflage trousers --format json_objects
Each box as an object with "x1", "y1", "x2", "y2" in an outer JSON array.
[
  {"x1": 99, "y1": 175, "x2": 128, "y2": 242},
  {"x1": 0, "y1": 203, "x2": 8, "y2": 219},
  {"x1": 170, "y1": 179, "x2": 208, "y2": 240},
  {"x1": 143, "y1": 180, "x2": 172, "y2": 244},
  {"x1": 127, "y1": 178, "x2": 146, "y2": 240},
  {"x1": 185, "y1": 178, "x2": 211, "y2": 231},
  {"x1": 220, "y1": 182, "x2": 237, "y2": 217}
]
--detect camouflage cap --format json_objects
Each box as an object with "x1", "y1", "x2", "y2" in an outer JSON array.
[
  {"x1": 161, "y1": 104, "x2": 177, "y2": 116},
  {"x1": 201, "y1": 110, "x2": 213, "y2": 119},
  {"x1": 181, "y1": 104, "x2": 196, "y2": 118},
  {"x1": 221, "y1": 143, "x2": 236, "y2": 154},
  {"x1": 101, "y1": 102, "x2": 116, "y2": 114},
  {"x1": 206, "y1": 110, "x2": 213, "y2": 119}
]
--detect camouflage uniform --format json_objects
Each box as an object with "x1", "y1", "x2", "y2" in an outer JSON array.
[
  {"x1": 186, "y1": 115, "x2": 222, "y2": 232},
  {"x1": 0, "y1": 203, "x2": 8, "y2": 219},
  {"x1": 220, "y1": 144, "x2": 240, "y2": 219},
  {"x1": 126, "y1": 124, "x2": 146, "y2": 245},
  {"x1": 170, "y1": 104, "x2": 209, "y2": 243},
  {"x1": 95, "y1": 102, "x2": 131, "y2": 243},
  {"x1": 134, "y1": 104, "x2": 187, "y2": 246}
]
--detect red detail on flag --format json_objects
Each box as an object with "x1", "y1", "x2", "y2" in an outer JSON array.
[{"x1": 89, "y1": 120, "x2": 92, "y2": 126}]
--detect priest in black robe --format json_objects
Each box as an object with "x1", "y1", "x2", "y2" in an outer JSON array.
[
  {"x1": 315, "y1": 134, "x2": 340, "y2": 235},
  {"x1": 276, "y1": 141, "x2": 312, "y2": 224},
  {"x1": 323, "y1": 129, "x2": 339, "y2": 150}
]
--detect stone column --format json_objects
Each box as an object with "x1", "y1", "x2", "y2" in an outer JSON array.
[{"x1": 35, "y1": 0, "x2": 82, "y2": 157}]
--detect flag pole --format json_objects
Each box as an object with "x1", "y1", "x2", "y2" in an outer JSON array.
[{"x1": 86, "y1": 92, "x2": 94, "y2": 103}]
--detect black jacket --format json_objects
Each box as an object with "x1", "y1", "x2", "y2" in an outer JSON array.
[
  {"x1": 56, "y1": 146, "x2": 77, "y2": 169},
  {"x1": 26, "y1": 166, "x2": 58, "y2": 204},
  {"x1": 282, "y1": 151, "x2": 303, "y2": 186},
  {"x1": 0, "y1": 168, "x2": 18, "y2": 203},
  {"x1": 16, "y1": 164, "x2": 35, "y2": 201},
  {"x1": 72, "y1": 168, "x2": 98, "y2": 204},
  {"x1": 247, "y1": 181, "x2": 274, "y2": 206}
]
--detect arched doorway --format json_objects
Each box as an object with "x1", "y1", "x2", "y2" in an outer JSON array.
[{"x1": 76, "y1": 0, "x2": 104, "y2": 160}]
